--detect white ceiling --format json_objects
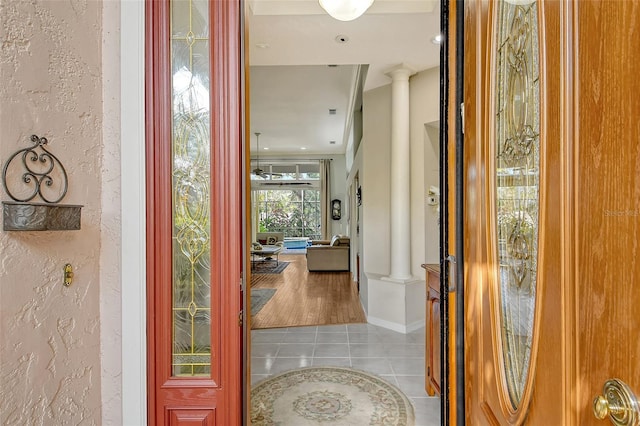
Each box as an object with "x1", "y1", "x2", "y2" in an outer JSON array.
[{"x1": 247, "y1": 0, "x2": 441, "y2": 156}]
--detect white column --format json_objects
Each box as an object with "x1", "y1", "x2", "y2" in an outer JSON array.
[{"x1": 385, "y1": 64, "x2": 416, "y2": 282}]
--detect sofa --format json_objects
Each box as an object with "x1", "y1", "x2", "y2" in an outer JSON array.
[
  {"x1": 256, "y1": 232, "x2": 284, "y2": 245},
  {"x1": 306, "y1": 235, "x2": 350, "y2": 272}
]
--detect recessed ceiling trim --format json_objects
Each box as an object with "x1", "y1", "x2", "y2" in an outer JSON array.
[{"x1": 249, "y1": 0, "x2": 437, "y2": 16}]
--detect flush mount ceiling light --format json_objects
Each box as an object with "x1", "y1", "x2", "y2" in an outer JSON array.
[{"x1": 319, "y1": 0, "x2": 374, "y2": 21}]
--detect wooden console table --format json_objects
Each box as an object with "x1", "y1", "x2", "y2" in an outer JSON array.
[{"x1": 422, "y1": 263, "x2": 441, "y2": 396}]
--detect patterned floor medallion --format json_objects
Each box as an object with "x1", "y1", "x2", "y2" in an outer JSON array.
[
  {"x1": 294, "y1": 390, "x2": 352, "y2": 421},
  {"x1": 251, "y1": 366, "x2": 415, "y2": 425}
]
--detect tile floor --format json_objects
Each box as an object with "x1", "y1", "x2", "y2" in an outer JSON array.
[{"x1": 251, "y1": 323, "x2": 441, "y2": 426}]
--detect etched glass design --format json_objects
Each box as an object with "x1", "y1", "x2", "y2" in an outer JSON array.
[
  {"x1": 171, "y1": 0, "x2": 212, "y2": 376},
  {"x1": 494, "y1": 0, "x2": 540, "y2": 407}
]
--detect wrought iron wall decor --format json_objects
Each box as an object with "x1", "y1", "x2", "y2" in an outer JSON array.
[{"x1": 2, "y1": 134, "x2": 82, "y2": 231}]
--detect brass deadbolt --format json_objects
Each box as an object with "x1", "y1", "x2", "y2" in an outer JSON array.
[{"x1": 63, "y1": 264, "x2": 74, "y2": 287}]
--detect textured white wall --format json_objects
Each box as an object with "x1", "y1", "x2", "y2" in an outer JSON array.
[
  {"x1": 362, "y1": 84, "x2": 392, "y2": 276},
  {"x1": 0, "y1": 1, "x2": 109, "y2": 424},
  {"x1": 360, "y1": 68, "x2": 440, "y2": 278},
  {"x1": 346, "y1": 142, "x2": 365, "y2": 307},
  {"x1": 100, "y1": 1, "x2": 122, "y2": 424},
  {"x1": 330, "y1": 155, "x2": 348, "y2": 236},
  {"x1": 355, "y1": 67, "x2": 439, "y2": 323},
  {"x1": 409, "y1": 67, "x2": 440, "y2": 266}
]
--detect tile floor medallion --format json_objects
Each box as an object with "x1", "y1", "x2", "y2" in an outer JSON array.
[
  {"x1": 251, "y1": 366, "x2": 414, "y2": 425},
  {"x1": 251, "y1": 324, "x2": 441, "y2": 426}
]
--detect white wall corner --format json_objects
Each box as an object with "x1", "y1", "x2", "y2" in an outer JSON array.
[
  {"x1": 366, "y1": 274, "x2": 424, "y2": 334},
  {"x1": 120, "y1": 1, "x2": 146, "y2": 425}
]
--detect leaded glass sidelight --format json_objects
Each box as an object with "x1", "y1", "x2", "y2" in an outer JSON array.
[
  {"x1": 494, "y1": 0, "x2": 540, "y2": 407},
  {"x1": 171, "y1": 0, "x2": 212, "y2": 377}
]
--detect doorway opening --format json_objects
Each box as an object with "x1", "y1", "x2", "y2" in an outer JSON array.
[{"x1": 245, "y1": 1, "x2": 446, "y2": 425}]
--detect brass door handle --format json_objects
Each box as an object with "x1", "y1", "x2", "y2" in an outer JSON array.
[{"x1": 593, "y1": 378, "x2": 640, "y2": 425}]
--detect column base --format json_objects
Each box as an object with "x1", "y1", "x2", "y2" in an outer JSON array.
[
  {"x1": 381, "y1": 275, "x2": 417, "y2": 284},
  {"x1": 367, "y1": 315, "x2": 426, "y2": 334},
  {"x1": 365, "y1": 273, "x2": 425, "y2": 334}
]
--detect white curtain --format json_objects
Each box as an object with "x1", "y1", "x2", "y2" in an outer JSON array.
[{"x1": 320, "y1": 159, "x2": 331, "y2": 240}]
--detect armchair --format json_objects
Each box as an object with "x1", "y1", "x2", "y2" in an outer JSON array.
[{"x1": 306, "y1": 235, "x2": 350, "y2": 272}]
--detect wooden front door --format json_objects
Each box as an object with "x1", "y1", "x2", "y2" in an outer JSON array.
[
  {"x1": 463, "y1": 1, "x2": 640, "y2": 424},
  {"x1": 146, "y1": 1, "x2": 244, "y2": 424}
]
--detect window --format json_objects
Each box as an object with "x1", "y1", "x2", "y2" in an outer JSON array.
[
  {"x1": 255, "y1": 189, "x2": 321, "y2": 239},
  {"x1": 250, "y1": 161, "x2": 320, "y2": 181},
  {"x1": 251, "y1": 161, "x2": 322, "y2": 238}
]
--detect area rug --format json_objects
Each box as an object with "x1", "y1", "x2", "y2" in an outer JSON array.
[
  {"x1": 251, "y1": 288, "x2": 277, "y2": 315},
  {"x1": 251, "y1": 367, "x2": 415, "y2": 425},
  {"x1": 253, "y1": 261, "x2": 290, "y2": 274}
]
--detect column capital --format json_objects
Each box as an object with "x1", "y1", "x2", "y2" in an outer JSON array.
[{"x1": 385, "y1": 63, "x2": 417, "y2": 81}]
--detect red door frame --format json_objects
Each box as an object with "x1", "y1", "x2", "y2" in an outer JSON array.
[{"x1": 145, "y1": 1, "x2": 244, "y2": 424}]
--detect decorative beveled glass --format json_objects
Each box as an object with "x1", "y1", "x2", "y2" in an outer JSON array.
[
  {"x1": 494, "y1": 0, "x2": 540, "y2": 408},
  {"x1": 171, "y1": 0, "x2": 212, "y2": 377}
]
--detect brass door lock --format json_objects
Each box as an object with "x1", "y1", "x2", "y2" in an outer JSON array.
[{"x1": 63, "y1": 264, "x2": 74, "y2": 287}]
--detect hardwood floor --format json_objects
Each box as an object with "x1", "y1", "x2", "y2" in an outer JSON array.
[{"x1": 250, "y1": 253, "x2": 367, "y2": 329}]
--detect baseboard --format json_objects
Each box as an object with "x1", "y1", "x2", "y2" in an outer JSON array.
[
  {"x1": 366, "y1": 315, "x2": 425, "y2": 334},
  {"x1": 405, "y1": 318, "x2": 426, "y2": 333}
]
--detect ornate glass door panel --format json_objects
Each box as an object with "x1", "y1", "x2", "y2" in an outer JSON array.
[
  {"x1": 465, "y1": 0, "x2": 640, "y2": 425},
  {"x1": 171, "y1": 0, "x2": 212, "y2": 378},
  {"x1": 493, "y1": 0, "x2": 540, "y2": 410},
  {"x1": 147, "y1": 0, "x2": 243, "y2": 424},
  {"x1": 463, "y1": 0, "x2": 563, "y2": 424}
]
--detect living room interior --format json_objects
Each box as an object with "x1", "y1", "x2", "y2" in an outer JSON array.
[
  {"x1": 248, "y1": 0, "x2": 442, "y2": 333},
  {"x1": 247, "y1": 2, "x2": 443, "y2": 423}
]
